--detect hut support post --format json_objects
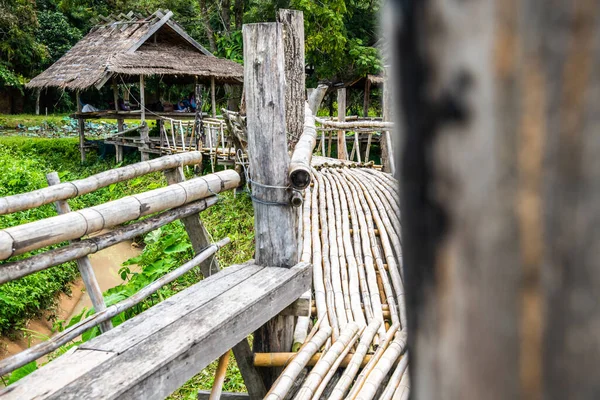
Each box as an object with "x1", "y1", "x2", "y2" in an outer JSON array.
[
  {"x1": 46, "y1": 172, "x2": 112, "y2": 333},
  {"x1": 381, "y1": 68, "x2": 395, "y2": 174},
  {"x1": 277, "y1": 9, "x2": 305, "y2": 150},
  {"x1": 243, "y1": 21, "x2": 299, "y2": 388},
  {"x1": 113, "y1": 77, "x2": 124, "y2": 133},
  {"x1": 211, "y1": 77, "x2": 217, "y2": 117},
  {"x1": 139, "y1": 75, "x2": 150, "y2": 161},
  {"x1": 76, "y1": 90, "x2": 86, "y2": 162},
  {"x1": 194, "y1": 78, "x2": 204, "y2": 151},
  {"x1": 35, "y1": 89, "x2": 40, "y2": 115},
  {"x1": 363, "y1": 77, "x2": 371, "y2": 117},
  {"x1": 337, "y1": 88, "x2": 347, "y2": 160}
]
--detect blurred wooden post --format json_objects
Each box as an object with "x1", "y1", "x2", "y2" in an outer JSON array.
[
  {"x1": 211, "y1": 77, "x2": 217, "y2": 117},
  {"x1": 381, "y1": 68, "x2": 395, "y2": 174},
  {"x1": 76, "y1": 90, "x2": 86, "y2": 162},
  {"x1": 277, "y1": 9, "x2": 305, "y2": 150},
  {"x1": 46, "y1": 172, "x2": 112, "y2": 333},
  {"x1": 337, "y1": 87, "x2": 347, "y2": 159},
  {"x1": 139, "y1": 75, "x2": 150, "y2": 161},
  {"x1": 113, "y1": 77, "x2": 124, "y2": 132},
  {"x1": 194, "y1": 77, "x2": 204, "y2": 151},
  {"x1": 243, "y1": 21, "x2": 298, "y2": 388},
  {"x1": 363, "y1": 77, "x2": 370, "y2": 117},
  {"x1": 35, "y1": 89, "x2": 40, "y2": 115}
]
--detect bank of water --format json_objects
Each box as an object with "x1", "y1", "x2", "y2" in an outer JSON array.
[{"x1": 0, "y1": 240, "x2": 141, "y2": 361}]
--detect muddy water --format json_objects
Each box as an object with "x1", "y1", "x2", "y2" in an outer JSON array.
[{"x1": 0, "y1": 240, "x2": 141, "y2": 361}]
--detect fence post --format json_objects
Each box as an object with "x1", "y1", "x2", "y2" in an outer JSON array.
[
  {"x1": 243, "y1": 21, "x2": 298, "y2": 388},
  {"x1": 46, "y1": 172, "x2": 112, "y2": 333},
  {"x1": 337, "y1": 87, "x2": 347, "y2": 159}
]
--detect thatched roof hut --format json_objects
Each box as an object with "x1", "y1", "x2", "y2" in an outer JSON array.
[{"x1": 26, "y1": 10, "x2": 243, "y2": 91}]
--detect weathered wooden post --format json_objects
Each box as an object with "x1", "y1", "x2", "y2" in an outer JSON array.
[
  {"x1": 337, "y1": 87, "x2": 348, "y2": 159},
  {"x1": 243, "y1": 21, "x2": 298, "y2": 387},
  {"x1": 35, "y1": 89, "x2": 41, "y2": 116},
  {"x1": 211, "y1": 76, "x2": 217, "y2": 117},
  {"x1": 277, "y1": 9, "x2": 305, "y2": 149},
  {"x1": 76, "y1": 90, "x2": 86, "y2": 162},
  {"x1": 381, "y1": 68, "x2": 395, "y2": 173},
  {"x1": 194, "y1": 77, "x2": 204, "y2": 151},
  {"x1": 363, "y1": 77, "x2": 371, "y2": 117},
  {"x1": 139, "y1": 75, "x2": 150, "y2": 161},
  {"x1": 46, "y1": 172, "x2": 112, "y2": 333}
]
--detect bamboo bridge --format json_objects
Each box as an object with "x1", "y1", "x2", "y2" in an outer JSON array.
[{"x1": 0, "y1": 11, "x2": 404, "y2": 400}]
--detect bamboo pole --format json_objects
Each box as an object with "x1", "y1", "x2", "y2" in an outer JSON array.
[
  {"x1": 346, "y1": 323, "x2": 401, "y2": 400},
  {"x1": 211, "y1": 76, "x2": 216, "y2": 118},
  {"x1": 254, "y1": 353, "x2": 373, "y2": 369},
  {"x1": 289, "y1": 104, "x2": 317, "y2": 189},
  {"x1": 315, "y1": 118, "x2": 394, "y2": 130},
  {"x1": 328, "y1": 319, "x2": 382, "y2": 400},
  {"x1": 46, "y1": 172, "x2": 112, "y2": 333},
  {"x1": 379, "y1": 354, "x2": 409, "y2": 400},
  {"x1": 0, "y1": 152, "x2": 203, "y2": 216},
  {"x1": 337, "y1": 88, "x2": 348, "y2": 160},
  {"x1": 392, "y1": 370, "x2": 410, "y2": 400},
  {"x1": 294, "y1": 322, "x2": 359, "y2": 400},
  {"x1": 310, "y1": 173, "x2": 330, "y2": 335},
  {"x1": 0, "y1": 198, "x2": 218, "y2": 284},
  {"x1": 0, "y1": 238, "x2": 230, "y2": 377},
  {"x1": 209, "y1": 351, "x2": 231, "y2": 400},
  {"x1": 264, "y1": 326, "x2": 332, "y2": 400},
  {"x1": 0, "y1": 170, "x2": 239, "y2": 260},
  {"x1": 354, "y1": 334, "x2": 408, "y2": 400}
]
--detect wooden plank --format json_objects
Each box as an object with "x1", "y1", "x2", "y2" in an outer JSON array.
[
  {"x1": 42, "y1": 263, "x2": 311, "y2": 400},
  {"x1": 198, "y1": 391, "x2": 249, "y2": 400},
  {"x1": 279, "y1": 292, "x2": 311, "y2": 316},
  {"x1": 277, "y1": 9, "x2": 305, "y2": 149}
]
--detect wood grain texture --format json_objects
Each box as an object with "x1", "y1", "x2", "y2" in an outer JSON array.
[{"x1": 336, "y1": 88, "x2": 347, "y2": 160}]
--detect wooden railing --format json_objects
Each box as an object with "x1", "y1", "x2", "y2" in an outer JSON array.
[{"x1": 0, "y1": 152, "x2": 239, "y2": 377}]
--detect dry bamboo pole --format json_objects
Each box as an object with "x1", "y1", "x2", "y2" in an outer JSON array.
[
  {"x1": 170, "y1": 122, "x2": 176, "y2": 151},
  {"x1": 378, "y1": 354, "x2": 409, "y2": 400},
  {"x1": 0, "y1": 198, "x2": 218, "y2": 284},
  {"x1": 179, "y1": 121, "x2": 186, "y2": 151},
  {"x1": 311, "y1": 329, "x2": 359, "y2": 399},
  {"x1": 0, "y1": 171, "x2": 238, "y2": 261},
  {"x1": 0, "y1": 238, "x2": 230, "y2": 377},
  {"x1": 321, "y1": 129, "x2": 326, "y2": 155},
  {"x1": 354, "y1": 334, "x2": 408, "y2": 400},
  {"x1": 254, "y1": 353, "x2": 373, "y2": 369},
  {"x1": 293, "y1": 322, "x2": 360, "y2": 400},
  {"x1": 346, "y1": 323, "x2": 401, "y2": 400},
  {"x1": 328, "y1": 319, "x2": 382, "y2": 400},
  {"x1": 209, "y1": 351, "x2": 231, "y2": 400},
  {"x1": 309, "y1": 174, "x2": 330, "y2": 337},
  {"x1": 345, "y1": 169, "x2": 405, "y2": 327},
  {"x1": 365, "y1": 132, "x2": 373, "y2": 161},
  {"x1": 289, "y1": 104, "x2": 317, "y2": 189},
  {"x1": 0, "y1": 152, "x2": 203, "y2": 216},
  {"x1": 325, "y1": 170, "x2": 365, "y2": 328},
  {"x1": 265, "y1": 326, "x2": 332, "y2": 400},
  {"x1": 313, "y1": 171, "x2": 339, "y2": 339},
  {"x1": 328, "y1": 169, "x2": 374, "y2": 327},
  {"x1": 46, "y1": 172, "x2": 112, "y2": 334},
  {"x1": 321, "y1": 172, "x2": 349, "y2": 330},
  {"x1": 323, "y1": 172, "x2": 353, "y2": 326},
  {"x1": 314, "y1": 118, "x2": 394, "y2": 130},
  {"x1": 330, "y1": 169, "x2": 386, "y2": 341},
  {"x1": 392, "y1": 369, "x2": 410, "y2": 400},
  {"x1": 340, "y1": 168, "x2": 400, "y2": 328},
  {"x1": 354, "y1": 169, "x2": 400, "y2": 221},
  {"x1": 327, "y1": 131, "x2": 333, "y2": 158}
]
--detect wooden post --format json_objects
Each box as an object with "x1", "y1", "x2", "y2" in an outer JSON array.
[
  {"x1": 337, "y1": 88, "x2": 347, "y2": 160},
  {"x1": 363, "y1": 77, "x2": 371, "y2": 117},
  {"x1": 243, "y1": 21, "x2": 298, "y2": 387},
  {"x1": 381, "y1": 69, "x2": 395, "y2": 174},
  {"x1": 76, "y1": 90, "x2": 86, "y2": 162},
  {"x1": 139, "y1": 75, "x2": 146, "y2": 123},
  {"x1": 139, "y1": 75, "x2": 150, "y2": 161},
  {"x1": 113, "y1": 77, "x2": 124, "y2": 133},
  {"x1": 211, "y1": 76, "x2": 217, "y2": 117},
  {"x1": 195, "y1": 78, "x2": 204, "y2": 150},
  {"x1": 277, "y1": 9, "x2": 305, "y2": 149},
  {"x1": 46, "y1": 172, "x2": 112, "y2": 333},
  {"x1": 35, "y1": 89, "x2": 40, "y2": 116}
]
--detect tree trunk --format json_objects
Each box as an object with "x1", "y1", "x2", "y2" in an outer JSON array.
[{"x1": 199, "y1": 0, "x2": 217, "y2": 52}]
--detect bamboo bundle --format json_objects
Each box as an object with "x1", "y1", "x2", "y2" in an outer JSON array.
[
  {"x1": 329, "y1": 169, "x2": 374, "y2": 326},
  {"x1": 345, "y1": 170, "x2": 406, "y2": 328},
  {"x1": 322, "y1": 172, "x2": 353, "y2": 326},
  {"x1": 327, "y1": 170, "x2": 366, "y2": 328},
  {"x1": 314, "y1": 171, "x2": 339, "y2": 339},
  {"x1": 346, "y1": 323, "x2": 401, "y2": 399},
  {"x1": 0, "y1": 238, "x2": 230, "y2": 377},
  {"x1": 264, "y1": 326, "x2": 333, "y2": 400},
  {"x1": 333, "y1": 169, "x2": 386, "y2": 341},
  {"x1": 328, "y1": 319, "x2": 382, "y2": 400},
  {"x1": 321, "y1": 172, "x2": 349, "y2": 329},
  {"x1": 289, "y1": 104, "x2": 318, "y2": 189},
  {"x1": 340, "y1": 169, "x2": 400, "y2": 328},
  {"x1": 0, "y1": 170, "x2": 239, "y2": 261},
  {"x1": 309, "y1": 173, "x2": 330, "y2": 335},
  {"x1": 0, "y1": 152, "x2": 203, "y2": 216},
  {"x1": 392, "y1": 370, "x2": 410, "y2": 400},
  {"x1": 354, "y1": 333, "x2": 408, "y2": 400},
  {"x1": 378, "y1": 354, "x2": 409, "y2": 400},
  {"x1": 293, "y1": 322, "x2": 360, "y2": 400},
  {"x1": 314, "y1": 118, "x2": 394, "y2": 130}
]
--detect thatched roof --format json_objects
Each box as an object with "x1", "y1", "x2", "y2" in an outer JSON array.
[{"x1": 27, "y1": 10, "x2": 243, "y2": 91}]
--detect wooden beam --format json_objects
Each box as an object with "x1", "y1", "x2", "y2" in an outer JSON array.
[
  {"x1": 337, "y1": 88, "x2": 347, "y2": 160},
  {"x1": 243, "y1": 22, "x2": 299, "y2": 388},
  {"x1": 277, "y1": 9, "x2": 305, "y2": 149}
]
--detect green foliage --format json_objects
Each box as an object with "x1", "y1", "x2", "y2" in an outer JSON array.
[
  {"x1": 36, "y1": 11, "x2": 82, "y2": 66},
  {"x1": 215, "y1": 31, "x2": 244, "y2": 64}
]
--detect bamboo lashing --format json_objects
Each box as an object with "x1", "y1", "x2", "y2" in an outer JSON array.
[
  {"x1": 0, "y1": 152, "x2": 203, "y2": 216},
  {"x1": 0, "y1": 170, "x2": 239, "y2": 260}
]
